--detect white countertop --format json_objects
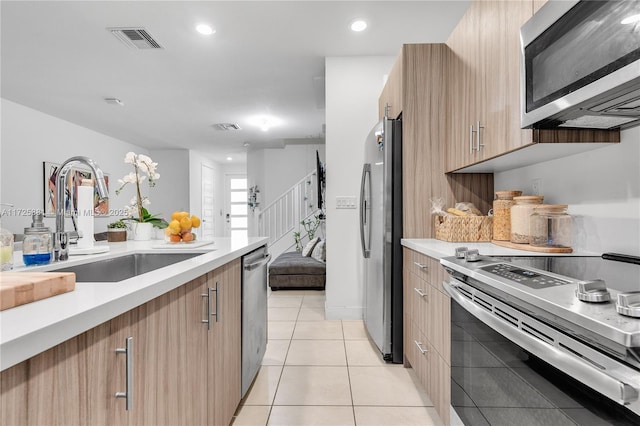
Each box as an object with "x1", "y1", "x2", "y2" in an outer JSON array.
[
  {"x1": 0, "y1": 237, "x2": 268, "y2": 371},
  {"x1": 401, "y1": 238, "x2": 599, "y2": 259}
]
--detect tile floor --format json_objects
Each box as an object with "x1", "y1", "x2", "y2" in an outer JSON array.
[{"x1": 232, "y1": 290, "x2": 444, "y2": 426}]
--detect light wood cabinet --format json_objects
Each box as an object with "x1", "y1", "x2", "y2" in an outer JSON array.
[
  {"x1": 446, "y1": 0, "x2": 619, "y2": 173},
  {"x1": 403, "y1": 248, "x2": 451, "y2": 425},
  {"x1": 0, "y1": 258, "x2": 244, "y2": 426},
  {"x1": 379, "y1": 52, "x2": 403, "y2": 119}
]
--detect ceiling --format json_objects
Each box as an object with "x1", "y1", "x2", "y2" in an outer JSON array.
[{"x1": 1, "y1": 1, "x2": 470, "y2": 164}]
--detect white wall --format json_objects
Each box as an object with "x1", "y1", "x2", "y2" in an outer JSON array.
[
  {"x1": 149, "y1": 149, "x2": 190, "y2": 223},
  {"x1": 0, "y1": 99, "x2": 148, "y2": 234},
  {"x1": 495, "y1": 126, "x2": 640, "y2": 255},
  {"x1": 325, "y1": 56, "x2": 395, "y2": 319}
]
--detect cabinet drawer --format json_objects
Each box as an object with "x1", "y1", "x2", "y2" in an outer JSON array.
[{"x1": 410, "y1": 250, "x2": 432, "y2": 283}]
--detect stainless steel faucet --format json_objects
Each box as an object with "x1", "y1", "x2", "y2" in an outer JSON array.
[{"x1": 54, "y1": 156, "x2": 109, "y2": 261}]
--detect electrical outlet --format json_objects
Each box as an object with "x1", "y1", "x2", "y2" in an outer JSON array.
[
  {"x1": 532, "y1": 178, "x2": 543, "y2": 196},
  {"x1": 336, "y1": 196, "x2": 357, "y2": 209}
]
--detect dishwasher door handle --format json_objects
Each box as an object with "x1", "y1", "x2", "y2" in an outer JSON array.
[{"x1": 244, "y1": 253, "x2": 272, "y2": 271}]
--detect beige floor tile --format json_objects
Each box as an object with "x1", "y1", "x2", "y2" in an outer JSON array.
[
  {"x1": 268, "y1": 307, "x2": 300, "y2": 321},
  {"x1": 353, "y1": 406, "x2": 442, "y2": 426},
  {"x1": 268, "y1": 406, "x2": 355, "y2": 426},
  {"x1": 285, "y1": 340, "x2": 346, "y2": 366},
  {"x1": 349, "y1": 366, "x2": 433, "y2": 406},
  {"x1": 273, "y1": 366, "x2": 352, "y2": 406},
  {"x1": 301, "y1": 295, "x2": 326, "y2": 308},
  {"x1": 344, "y1": 340, "x2": 386, "y2": 366},
  {"x1": 243, "y1": 366, "x2": 283, "y2": 406},
  {"x1": 262, "y1": 340, "x2": 290, "y2": 366},
  {"x1": 268, "y1": 321, "x2": 296, "y2": 340},
  {"x1": 268, "y1": 296, "x2": 303, "y2": 308},
  {"x1": 297, "y1": 307, "x2": 326, "y2": 321},
  {"x1": 341, "y1": 320, "x2": 369, "y2": 340},
  {"x1": 293, "y1": 321, "x2": 344, "y2": 340},
  {"x1": 232, "y1": 405, "x2": 271, "y2": 426}
]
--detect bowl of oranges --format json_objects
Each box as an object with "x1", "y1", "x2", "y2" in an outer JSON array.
[{"x1": 165, "y1": 211, "x2": 201, "y2": 243}]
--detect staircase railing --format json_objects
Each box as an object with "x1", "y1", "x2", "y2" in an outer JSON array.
[{"x1": 258, "y1": 171, "x2": 318, "y2": 247}]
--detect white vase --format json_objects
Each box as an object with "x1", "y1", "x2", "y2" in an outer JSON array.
[{"x1": 131, "y1": 222, "x2": 153, "y2": 241}]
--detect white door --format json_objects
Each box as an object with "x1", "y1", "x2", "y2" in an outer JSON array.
[
  {"x1": 225, "y1": 175, "x2": 248, "y2": 239},
  {"x1": 201, "y1": 164, "x2": 215, "y2": 240}
]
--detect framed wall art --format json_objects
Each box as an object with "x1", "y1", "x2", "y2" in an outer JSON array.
[{"x1": 43, "y1": 161, "x2": 109, "y2": 217}]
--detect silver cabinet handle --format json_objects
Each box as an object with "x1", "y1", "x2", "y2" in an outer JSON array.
[
  {"x1": 476, "y1": 120, "x2": 485, "y2": 152},
  {"x1": 469, "y1": 125, "x2": 476, "y2": 154},
  {"x1": 211, "y1": 282, "x2": 219, "y2": 323},
  {"x1": 201, "y1": 290, "x2": 211, "y2": 330},
  {"x1": 413, "y1": 261, "x2": 428, "y2": 271},
  {"x1": 413, "y1": 287, "x2": 427, "y2": 298},
  {"x1": 414, "y1": 340, "x2": 428, "y2": 355},
  {"x1": 115, "y1": 337, "x2": 133, "y2": 411}
]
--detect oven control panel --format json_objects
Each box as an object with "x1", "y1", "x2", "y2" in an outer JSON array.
[{"x1": 481, "y1": 264, "x2": 572, "y2": 289}]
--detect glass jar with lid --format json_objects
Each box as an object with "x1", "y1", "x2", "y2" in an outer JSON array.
[
  {"x1": 530, "y1": 205, "x2": 572, "y2": 248},
  {"x1": 22, "y1": 212, "x2": 52, "y2": 266},
  {"x1": 510, "y1": 195, "x2": 544, "y2": 244},
  {"x1": 493, "y1": 190, "x2": 522, "y2": 241}
]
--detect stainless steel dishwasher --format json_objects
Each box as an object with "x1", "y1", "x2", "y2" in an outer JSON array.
[{"x1": 241, "y1": 245, "x2": 270, "y2": 397}]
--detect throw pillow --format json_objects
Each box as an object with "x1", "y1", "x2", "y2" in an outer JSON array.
[
  {"x1": 301, "y1": 237, "x2": 320, "y2": 257},
  {"x1": 311, "y1": 240, "x2": 326, "y2": 263}
]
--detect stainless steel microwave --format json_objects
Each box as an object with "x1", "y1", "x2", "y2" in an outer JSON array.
[{"x1": 520, "y1": 0, "x2": 640, "y2": 130}]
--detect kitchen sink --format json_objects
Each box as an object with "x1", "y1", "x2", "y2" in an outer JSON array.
[{"x1": 50, "y1": 253, "x2": 203, "y2": 282}]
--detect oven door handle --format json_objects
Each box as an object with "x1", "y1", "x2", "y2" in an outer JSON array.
[{"x1": 443, "y1": 279, "x2": 640, "y2": 406}]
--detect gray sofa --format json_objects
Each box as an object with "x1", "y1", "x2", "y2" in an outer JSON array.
[{"x1": 268, "y1": 251, "x2": 326, "y2": 290}]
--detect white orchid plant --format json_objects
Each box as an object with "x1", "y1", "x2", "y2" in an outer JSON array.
[{"x1": 115, "y1": 152, "x2": 168, "y2": 228}]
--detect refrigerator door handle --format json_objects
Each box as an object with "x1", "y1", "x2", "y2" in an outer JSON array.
[{"x1": 360, "y1": 163, "x2": 371, "y2": 258}]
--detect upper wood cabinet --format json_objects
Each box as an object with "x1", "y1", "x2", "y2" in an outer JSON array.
[
  {"x1": 446, "y1": 0, "x2": 619, "y2": 173},
  {"x1": 379, "y1": 52, "x2": 403, "y2": 119}
]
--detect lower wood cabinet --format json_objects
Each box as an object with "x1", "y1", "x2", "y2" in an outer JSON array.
[
  {"x1": 403, "y1": 248, "x2": 451, "y2": 425},
  {"x1": 0, "y1": 258, "x2": 242, "y2": 426}
]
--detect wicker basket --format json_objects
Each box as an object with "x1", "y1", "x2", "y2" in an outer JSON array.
[{"x1": 434, "y1": 215, "x2": 493, "y2": 242}]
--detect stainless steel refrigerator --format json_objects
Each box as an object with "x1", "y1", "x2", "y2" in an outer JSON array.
[{"x1": 359, "y1": 117, "x2": 403, "y2": 363}]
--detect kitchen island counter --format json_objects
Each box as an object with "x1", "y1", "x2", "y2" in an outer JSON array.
[{"x1": 0, "y1": 237, "x2": 268, "y2": 371}]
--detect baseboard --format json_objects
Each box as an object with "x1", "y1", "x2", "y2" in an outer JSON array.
[{"x1": 324, "y1": 306, "x2": 364, "y2": 320}]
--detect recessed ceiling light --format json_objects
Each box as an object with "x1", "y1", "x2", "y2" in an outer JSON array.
[
  {"x1": 226, "y1": 156, "x2": 233, "y2": 161},
  {"x1": 350, "y1": 20, "x2": 367, "y2": 32},
  {"x1": 621, "y1": 14, "x2": 640, "y2": 25},
  {"x1": 196, "y1": 24, "x2": 215, "y2": 35},
  {"x1": 247, "y1": 115, "x2": 283, "y2": 132}
]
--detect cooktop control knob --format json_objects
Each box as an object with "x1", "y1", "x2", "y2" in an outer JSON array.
[
  {"x1": 465, "y1": 249, "x2": 481, "y2": 262},
  {"x1": 576, "y1": 279, "x2": 611, "y2": 303},
  {"x1": 616, "y1": 292, "x2": 640, "y2": 318},
  {"x1": 455, "y1": 247, "x2": 469, "y2": 259}
]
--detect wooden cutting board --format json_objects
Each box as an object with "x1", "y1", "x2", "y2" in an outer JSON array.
[{"x1": 0, "y1": 272, "x2": 76, "y2": 311}]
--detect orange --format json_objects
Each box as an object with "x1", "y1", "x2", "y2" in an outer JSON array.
[
  {"x1": 182, "y1": 232, "x2": 194, "y2": 242},
  {"x1": 169, "y1": 220, "x2": 181, "y2": 235},
  {"x1": 169, "y1": 234, "x2": 182, "y2": 243},
  {"x1": 171, "y1": 211, "x2": 182, "y2": 221},
  {"x1": 164, "y1": 228, "x2": 172, "y2": 236},
  {"x1": 178, "y1": 211, "x2": 190, "y2": 220},
  {"x1": 180, "y1": 216, "x2": 193, "y2": 230},
  {"x1": 191, "y1": 215, "x2": 201, "y2": 228}
]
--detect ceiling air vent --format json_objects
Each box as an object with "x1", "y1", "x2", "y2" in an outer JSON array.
[
  {"x1": 213, "y1": 123, "x2": 242, "y2": 131},
  {"x1": 108, "y1": 27, "x2": 163, "y2": 50}
]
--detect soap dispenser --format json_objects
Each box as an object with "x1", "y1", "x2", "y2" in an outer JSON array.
[
  {"x1": 0, "y1": 227, "x2": 14, "y2": 271},
  {"x1": 23, "y1": 212, "x2": 53, "y2": 266}
]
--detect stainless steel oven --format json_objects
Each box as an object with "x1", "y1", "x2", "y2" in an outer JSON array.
[{"x1": 441, "y1": 252, "x2": 640, "y2": 425}]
